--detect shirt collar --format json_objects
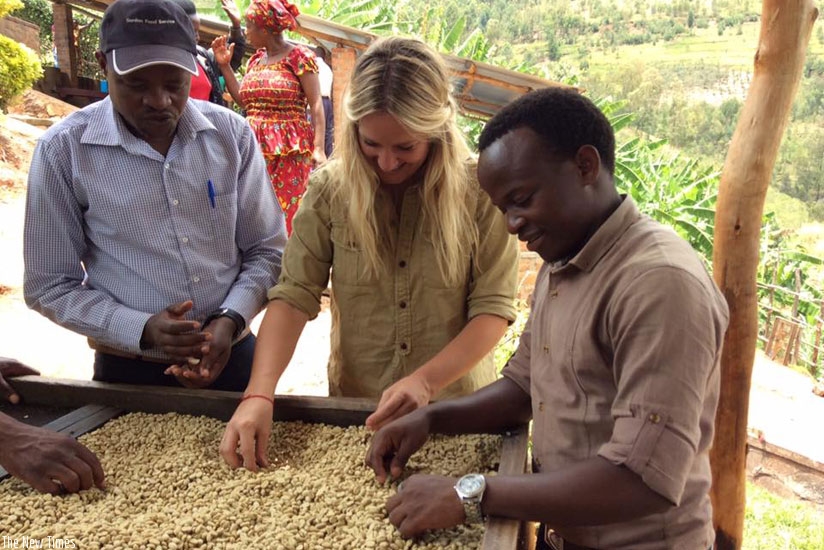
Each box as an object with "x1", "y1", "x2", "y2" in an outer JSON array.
[
  {"x1": 565, "y1": 194, "x2": 642, "y2": 273},
  {"x1": 80, "y1": 98, "x2": 217, "y2": 155}
]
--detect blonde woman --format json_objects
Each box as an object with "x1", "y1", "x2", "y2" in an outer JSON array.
[{"x1": 220, "y1": 37, "x2": 518, "y2": 471}]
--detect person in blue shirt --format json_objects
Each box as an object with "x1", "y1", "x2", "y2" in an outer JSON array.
[{"x1": 23, "y1": 0, "x2": 285, "y2": 391}]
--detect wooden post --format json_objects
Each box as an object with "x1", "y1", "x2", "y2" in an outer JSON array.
[
  {"x1": 764, "y1": 263, "x2": 777, "y2": 337},
  {"x1": 330, "y1": 47, "x2": 356, "y2": 149},
  {"x1": 791, "y1": 268, "x2": 802, "y2": 320},
  {"x1": 710, "y1": 2, "x2": 818, "y2": 549},
  {"x1": 811, "y1": 299, "x2": 824, "y2": 367},
  {"x1": 788, "y1": 268, "x2": 802, "y2": 365},
  {"x1": 51, "y1": 0, "x2": 79, "y2": 87}
]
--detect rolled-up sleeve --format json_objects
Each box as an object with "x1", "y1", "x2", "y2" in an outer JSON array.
[
  {"x1": 467, "y1": 186, "x2": 518, "y2": 323},
  {"x1": 267, "y1": 171, "x2": 334, "y2": 319},
  {"x1": 597, "y1": 267, "x2": 727, "y2": 505}
]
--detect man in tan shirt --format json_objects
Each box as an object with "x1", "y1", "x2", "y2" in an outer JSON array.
[{"x1": 366, "y1": 88, "x2": 729, "y2": 550}]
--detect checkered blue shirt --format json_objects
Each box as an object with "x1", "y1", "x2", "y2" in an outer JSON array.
[{"x1": 24, "y1": 97, "x2": 286, "y2": 359}]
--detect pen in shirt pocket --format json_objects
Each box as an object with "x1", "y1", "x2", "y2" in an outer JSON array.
[{"x1": 207, "y1": 179, "x2": 216, "y2": 208}]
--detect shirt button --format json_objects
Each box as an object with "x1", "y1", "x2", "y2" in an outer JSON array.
[
  {"x1": 182, "y1": 237, "x2": 189, "y2": 243},
  {"x1": 538, "y1": 401, "x2": 544, "y2": 412},
  {"x1": 165, "y1": 163, "x2": 170, "y2": 170},
  {"x1": 400, "y1": 343, "x2": 408, "y2": 351},
  {"x1": 648, "y1": 413, "x2": 661, "y2": 424},
  {"x1": 172, "y1": 199, "x2": 179, "y2": 206},
  {"x1": 193, "y1": 276, "x2": 200, "y2": 283},
  {"x1": 550, "y1": 289, "x2": 559, "y2": 298},
  {"x1": 399, "y1": 301, "x2": 407, "y2": 309},
  {"x1": 398, "y1": 260, "x2": 407, "y2": 268}
]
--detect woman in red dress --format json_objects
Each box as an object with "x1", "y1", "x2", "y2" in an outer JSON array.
[{"x1": 214, "y1": 0, "x2": 326, "y2": 233}]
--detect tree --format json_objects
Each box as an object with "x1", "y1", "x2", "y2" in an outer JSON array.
[{"x1": 710, "y1": 1, "x2": 818, "y2": 548}]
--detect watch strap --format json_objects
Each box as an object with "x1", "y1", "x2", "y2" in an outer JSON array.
[
  {"x1": 461, "y1": 497, "x2": 484, "y2": 524},
  {"x1": 203, "y1": 308, "x2": 245, "y2": 340}
]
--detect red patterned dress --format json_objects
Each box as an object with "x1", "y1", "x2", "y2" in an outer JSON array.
[{"x1": 241, "y1": 46, "x2": 318, "y2": 232}]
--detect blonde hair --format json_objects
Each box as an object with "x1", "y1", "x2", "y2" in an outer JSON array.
[{"x1": 333, "y1": 37, "x2": 477, "y2": 285}]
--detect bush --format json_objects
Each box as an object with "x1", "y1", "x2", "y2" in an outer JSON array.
[
  {"x1": 9, "y1": 0, "x2": 52, "y2": 58},
  {"x1": 0, "y1": 0, "x2": 22, "y2": 17},
  {"x1": 0, "y1": 34, "x2": 43, "y2": 111}
]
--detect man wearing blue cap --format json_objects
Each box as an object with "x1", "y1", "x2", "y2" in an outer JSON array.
[{"x1": 22, "y1": 0, "x2": 286, "y2": 391}]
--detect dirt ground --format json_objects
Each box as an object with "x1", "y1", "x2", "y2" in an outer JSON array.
[{"x1": 1, "y1": 91, "x2": 824, "y2": 504}]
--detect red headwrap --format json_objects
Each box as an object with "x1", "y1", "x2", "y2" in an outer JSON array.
[{"x1": 245, "y1": 0, "x2": 300, "y2": 34}]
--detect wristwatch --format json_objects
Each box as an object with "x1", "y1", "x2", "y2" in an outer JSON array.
[
  {"x1": 454, "y1": 473, "x2": 486, "y2": 524},
  {"x1": 202, "y1": 308, "x2": 245, "y2": 340}
]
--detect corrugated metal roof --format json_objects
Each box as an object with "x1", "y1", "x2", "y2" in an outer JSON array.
[
  {"x1": 293, "y1": 14, "x2": 574, "y2": 119},
  {"x1": 63, "y1": 1, "x2": 573, "y2": 118}
]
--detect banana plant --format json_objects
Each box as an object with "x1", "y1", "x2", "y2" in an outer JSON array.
[{"x1": 610, "y1": 128, "x2": 720, "y2": 260}]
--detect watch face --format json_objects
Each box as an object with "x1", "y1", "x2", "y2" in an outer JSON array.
[{"x1": 458, "y1": 474, "x2": 485, "y2": 497}]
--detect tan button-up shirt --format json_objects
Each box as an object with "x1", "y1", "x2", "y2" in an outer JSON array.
[
  {"x1": 270, "y1": 162, "x2": 518, "y2": 399},
  {"x1": 503, "y1": 197, "x2": 728, "y2": 550}
]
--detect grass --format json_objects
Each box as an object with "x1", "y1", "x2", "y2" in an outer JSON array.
[
  {"x1": 586, "y1": 21, "x2": 762, "y2": 71},
  {"x1": 571, "y1": 19, "x2": 824, "y2": 74},
  {"x1": 744, "y1": 482, "x2": 824, "y2": 549}
]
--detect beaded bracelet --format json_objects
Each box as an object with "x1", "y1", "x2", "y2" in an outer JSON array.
[{"x1": 241, "y1": 394, "x2": 274, "y2": 405}]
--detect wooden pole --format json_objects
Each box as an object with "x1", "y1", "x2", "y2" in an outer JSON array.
[
  {"x1": 811, "y1": 299, "x2": 824, "y2": 367},
  {"x1": 710, "y1": 2, "x2": 818, "y2": 549},
  {"x1": 330, "y1": 47, "x2": 356, "y2": 150},
  {"x1": 52, "y1": 0, "x2": 79, "y2": 87},
  {"x1": 791, "y1": 268, "x2": 802, "y2": 320},
  {"x1": 764, "y1": 264, "x2": 777, "y2": 338}
]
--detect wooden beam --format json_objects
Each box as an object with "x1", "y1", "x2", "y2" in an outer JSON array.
[
  {"x1": 481, "y1": 425, "x2": 529, "y2": 549},
  {"x1": 331, "y1": 47, "x2": 355, "y2": 147},
  {"x1": 457, "y1": 96, "x2": 502, "y2": 111},
  {"x1": 52, "y1": 0, "x2": 79, "y2": 86},
  {"x1": 7, "y1": 376, "x2": 377, "y2": 425},
  {"x1": 460, "y1": 62, "x2": 478, "y2": 96},
  {"x1": 710, "y1": 1, "x2": 818, "y2": 548}
]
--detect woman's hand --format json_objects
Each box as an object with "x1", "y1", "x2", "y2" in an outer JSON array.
[
  {"x1": 220, "y1": 0, "x2": 241, "y2": 27},
  {"x1": 219, "y1": 397, "x2": 273, "y2": 471},
  {"x1": 211, "y1": 35, "x2": 235, "y2": 68},
  {"x1": 365, "y1": 373, "x2": 433, "y2": 431}
]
